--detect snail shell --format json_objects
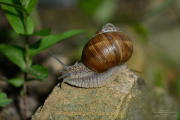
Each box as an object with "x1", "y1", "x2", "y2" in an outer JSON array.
[
  {"x1": 82, "y1": 23, "x2": 133, "y2": 73},
  {"x1": 50, "y1": 23, "x2": 133, "y2": 88}
]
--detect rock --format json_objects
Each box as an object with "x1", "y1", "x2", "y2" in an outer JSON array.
[{"x1": 31, "y1": 68, "x2": 178, "y2": 120}]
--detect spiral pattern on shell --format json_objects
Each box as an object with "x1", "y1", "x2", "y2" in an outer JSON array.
[{"x1": 82, "y1": 23, "x2": 133, "y2": 73}]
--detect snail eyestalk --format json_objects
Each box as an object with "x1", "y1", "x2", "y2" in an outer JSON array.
[
  {"x1": 50, "y1": 52, "x2": 69, "y2": 70},
  {"x1": 59, "y1": 72, "x2": 71, "y2": 85},
  {"x1": 58, "y1": 72, "x2": 71, "y2": 80},
  {"x1": 57, "y1": 70, "x2": 64, "y2": 73}
]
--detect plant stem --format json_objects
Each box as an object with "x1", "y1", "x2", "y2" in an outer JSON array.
[
  {"x1": 23, "y1": 13, "x2": 29, "y2": 120},
  {"x1": 23, "y1": 71, "x2": 27, "y2": 120}
]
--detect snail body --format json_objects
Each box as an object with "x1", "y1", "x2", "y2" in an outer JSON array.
[{"x1": 51, "y1": 23, "x2": 133, "y2": 88}]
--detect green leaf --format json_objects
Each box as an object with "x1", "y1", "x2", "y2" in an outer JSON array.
[
  {"x1": 29, "y1": 29, "x2": 85, "y2": 57},
  {"x1": 0, "y1": 93, "x2": 7, "y2": 99},
  {"x1": 27, "y1": 14, "x2": 34, "y2": 34},
  {"x1": 28, "y1": 57, "x2": 32, "y2": 67},
  {"x1": 0, "y1": 92, "x2": 12, "y2": 107},
  {"x1": 0, "y1": 1, "x2": 27, "y2": 14},
  {"x1": 20, "y1": 28, "x2": 51, "y2": 37},
  {"x1": 0, "y1": 0, "x2": 25, "y2": 34},
  {"x1": 22, "y1": 65, "x2": 48, "y2": 80},
  {"x1": 0, "y1": 0, "x2": 34, "y2": 34},
  {"x1": 24, "y1": 0, "x2": 37, "y2": 14},
  {"x1": 0, "y1": 44, "x2": 26, "y2": 69},
  {"x1": 32, "y1": 28, "x2": 51, "y2": 36},
  {"x1": 8, "y1": 78, "x2": 23, "y2": 87},
  {"x1": 22, "y1": 0, "x2": 28, "y2": 7}
]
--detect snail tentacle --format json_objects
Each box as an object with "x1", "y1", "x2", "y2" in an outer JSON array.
[
  {"x1": 50, "y1": 52, "x2": 69, "y2": 70},
  {"x1": 57, "y1": 70, "x2": 64, "y2": 73},
  {"x1": 58, "y1": 72, "x2": 71, "y2": 80}
]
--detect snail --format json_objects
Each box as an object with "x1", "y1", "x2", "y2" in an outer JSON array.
[{"x1": 50, "y1": 23, "x2": 133, "y2": 88}]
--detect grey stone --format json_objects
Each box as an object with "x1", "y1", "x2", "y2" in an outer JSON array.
[{"x1": 31, "y1": 68, "x2": 178, "y2": 120}]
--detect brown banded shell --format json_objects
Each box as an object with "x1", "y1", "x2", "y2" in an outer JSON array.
[{"x1": 82, "y1": 23, "x2": 133, "y2": 73}]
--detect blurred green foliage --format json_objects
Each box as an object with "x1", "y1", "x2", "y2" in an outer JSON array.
[
  {"x1": 78, "y1": 0, "x2": 117, "y2": 25},
  {"x1": 0, "y1": 92, "x2": 12, "y2": 107},
  {"x1": 28, "y1": 30, "x2": 85, "y2": 57},
  {"x1": 7, "y1": 78, "x2": 24, "y2": 87},
  {"x1": 0, "y1": 0, "x2": 84, "y2": 87},
  {"x1": 0, "y1": 0, "x2": 84, "y2": 115},
  {"x1": 132, "y1": 23, "x2": 149, "y2": 43},
  {"x1": 78, "y1": 0, "x2": 104, "y2": 15},
  {"x1": 142, "y1": 0, "x2": 179, "y2": 19},
  {"x1": 0, "y1": 0, "x2": 34, "y2": 34}
]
